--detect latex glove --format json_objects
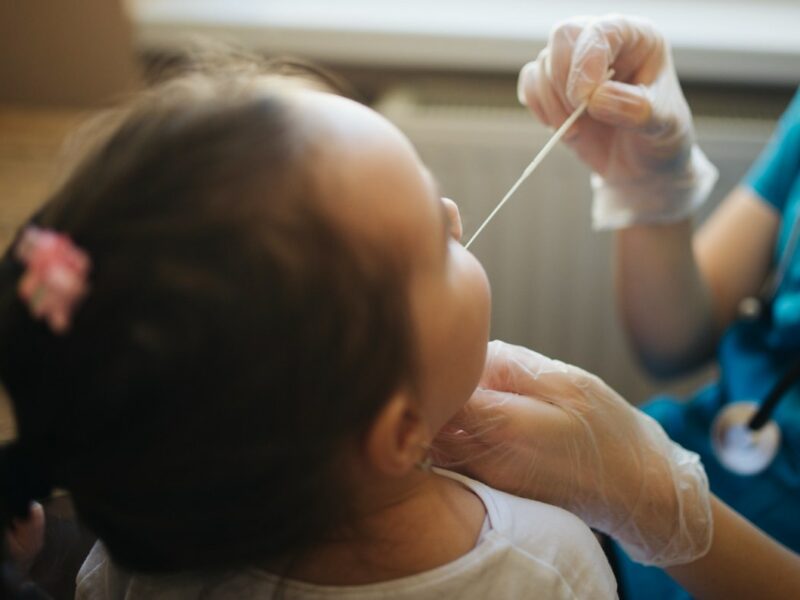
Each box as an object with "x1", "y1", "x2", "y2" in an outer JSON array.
[
  {"x1": 517, "y1": 14, "x2": 718, "y2": 229},
  {"x1": 434, "y1": 340, "x2": 712, "y2": 567}
]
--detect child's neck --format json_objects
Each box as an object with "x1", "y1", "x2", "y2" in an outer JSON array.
[{"x1": 279, "y1": 470, "x2": 486, "y2": 586}]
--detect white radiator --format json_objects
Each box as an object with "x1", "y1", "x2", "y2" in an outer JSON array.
[{"x1": 377, "y1": 81, "x2": 776, "y2": 403}]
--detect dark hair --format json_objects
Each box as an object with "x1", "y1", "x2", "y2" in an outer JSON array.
[{"x1": 0, "y1": 65, "x2": 415, "y2": 576}]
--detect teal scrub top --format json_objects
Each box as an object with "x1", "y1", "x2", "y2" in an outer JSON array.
[
  {"x1": 722, "y1": 87, "x2": 800, "y2": 408},
  {"x1": 746, "y1": 87, "x2": 800, "y2": 346},
  {"x1": 616, "y1": 88, "x2": 800, "y2": 600}
]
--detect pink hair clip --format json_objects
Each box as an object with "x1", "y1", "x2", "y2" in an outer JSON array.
[{"x1": 14, "y1": 227, "x2": 91, "y2": 334}]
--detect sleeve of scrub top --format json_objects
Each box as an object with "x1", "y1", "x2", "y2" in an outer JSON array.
[{"x1": 744, "y1": 87, "x2": 800, "y2": 213}]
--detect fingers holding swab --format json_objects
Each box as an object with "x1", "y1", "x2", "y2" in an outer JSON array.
[{"x1": 464, "y1": 69, "x2": 615, "y2": 250}]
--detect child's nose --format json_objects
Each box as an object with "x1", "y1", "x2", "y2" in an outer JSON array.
[{"x1": 442, "y1": 197, "x2": 462, "y2": 242}]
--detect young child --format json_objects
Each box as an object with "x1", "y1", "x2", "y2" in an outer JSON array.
[{"x1": 0, "y1": 60, "x2": 616, "y2": 599}]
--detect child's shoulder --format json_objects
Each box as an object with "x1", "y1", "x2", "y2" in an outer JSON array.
[
  {"x1": 434, "y1": 469, "x2": 617, "y2": 598},
  {"x1": 78, "y1": 473, "x2": 617, "y2": 600},
  {"x1": 434, "y1": 468, "x2": 594, "y2": 542}
]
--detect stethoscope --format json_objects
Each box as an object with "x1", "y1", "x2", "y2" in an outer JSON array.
[{"x1": 711, "y1": 213, "x2": 800, "y2": 476}]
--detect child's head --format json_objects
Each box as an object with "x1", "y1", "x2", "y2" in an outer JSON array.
[{"x1": 0, "y1": 62, "x2": 490, "y2": 574}]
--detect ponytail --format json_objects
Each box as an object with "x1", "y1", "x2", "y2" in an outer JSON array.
[
  {"x1": 0, "y1": 444, "x2": 52, "y2": 600},
  {"x1": 0, "y1": 445, "x2": 53, "y2": 525}
]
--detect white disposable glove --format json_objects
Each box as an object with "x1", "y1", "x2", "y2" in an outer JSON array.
[
  {"x1": 517, "y1": 15, "x2": 718, "y2": 229},
  {"x1": 435, "y1": 340, "x2": 713, "y2": 567}
]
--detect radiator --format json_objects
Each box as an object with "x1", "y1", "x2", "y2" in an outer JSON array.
[{"x1": 376, "y1": 81, "x2": 776, "y2": 403}]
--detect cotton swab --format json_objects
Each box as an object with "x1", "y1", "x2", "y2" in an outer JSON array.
[{"x1": 464, "y1": 70, "x2": 615, "y2": 250}]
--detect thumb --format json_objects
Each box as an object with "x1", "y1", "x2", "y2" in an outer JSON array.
[{"x1": 587, "y1": 80, "x2": 652, "y2": 128}]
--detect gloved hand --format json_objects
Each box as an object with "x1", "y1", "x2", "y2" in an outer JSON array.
[
  {"x1": 517, "y1": 14, "x2": 718, "y2": 229},
  {"x1": 434, "y1": 340, "x2": 713, "y2": 567}
]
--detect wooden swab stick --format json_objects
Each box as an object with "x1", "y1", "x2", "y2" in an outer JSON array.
[{"x1": 464, "y1": 70, "x2": 615, "y2": 250}]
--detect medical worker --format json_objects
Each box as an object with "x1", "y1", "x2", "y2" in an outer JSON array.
[{"x1": 513, "y1": 14, "x2": 800, "y2": 599}]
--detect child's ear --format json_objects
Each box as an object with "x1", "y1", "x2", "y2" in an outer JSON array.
[{"x1": 365, "y1": 392, "x2": 429, "y2": 477}]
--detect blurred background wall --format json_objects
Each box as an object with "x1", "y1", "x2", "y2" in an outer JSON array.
[{"x1": 0, "y1": 0, "x2": 140, "y2": 106}]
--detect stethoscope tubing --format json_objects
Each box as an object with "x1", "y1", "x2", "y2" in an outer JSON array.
[
  {"x1": 740, "y1": 213, "x2": 800, "y2": 431},
  {"x1": 711, "y1": 212, "x2": 800, "y2": 473},
  {"x1": 748, "y1": 355, "x2": 800, "y2": 430}
]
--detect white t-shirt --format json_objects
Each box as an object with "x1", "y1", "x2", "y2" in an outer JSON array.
[{"x1": 76, "y1": 471, "x2": 617, "y2": 599}]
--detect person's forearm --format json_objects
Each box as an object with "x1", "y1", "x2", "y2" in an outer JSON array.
[
  {"x1": 615, "y1": 219, "x2": 717, "y2": 377},
  {"x1": 666, "y1": 495, "x2": 800, "y2": 599}
]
